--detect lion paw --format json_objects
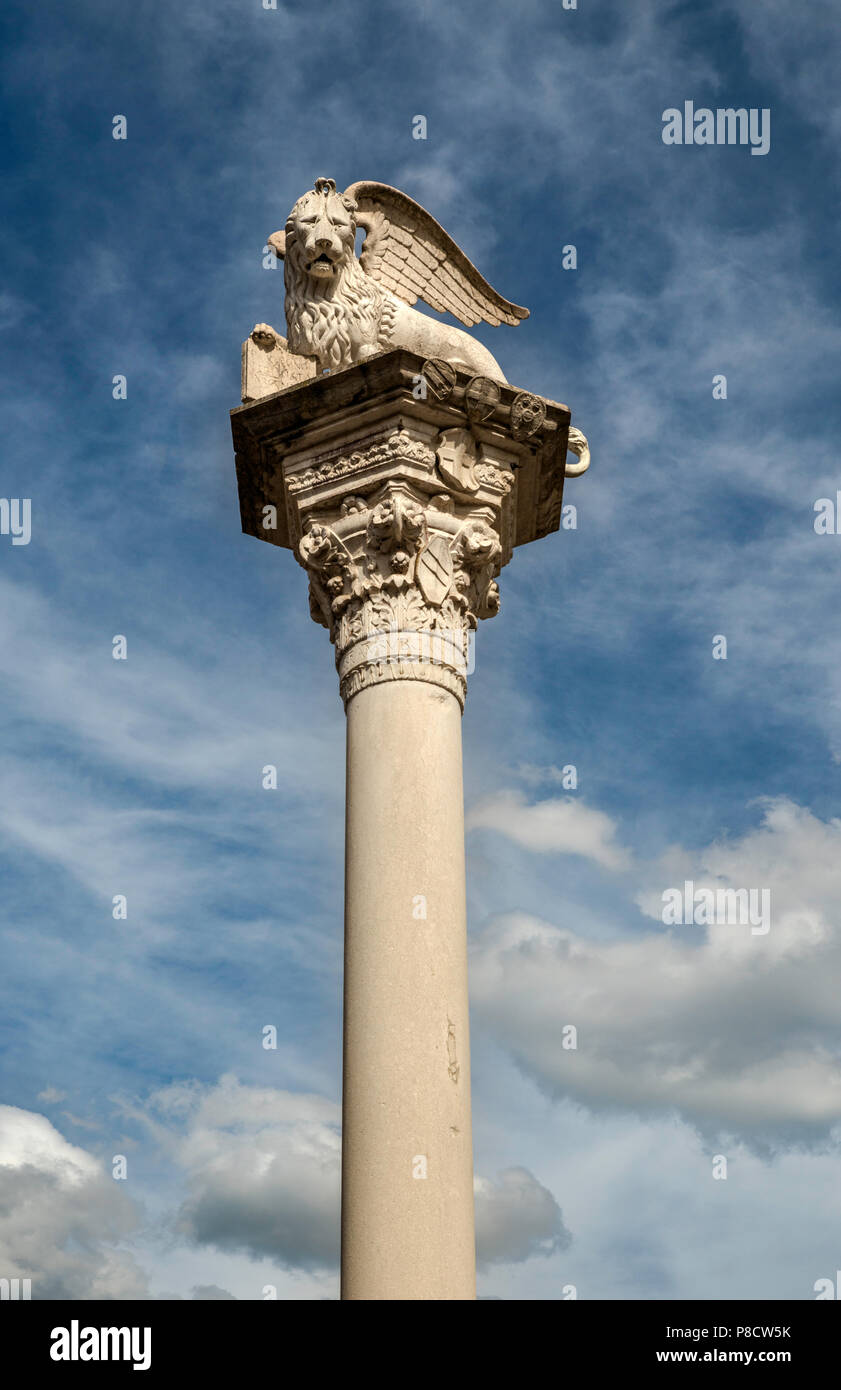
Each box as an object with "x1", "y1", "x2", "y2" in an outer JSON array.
[{"x1": 251, "y1": 323, "x2": 279, "y2": 349}]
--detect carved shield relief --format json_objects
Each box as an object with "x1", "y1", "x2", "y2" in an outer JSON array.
[
  {"x1": 436, "y1": 427, "x2": 479, "y2": 495},
  {"x1": 415, "y1": 535, "x2": 454, "y2": 607}
]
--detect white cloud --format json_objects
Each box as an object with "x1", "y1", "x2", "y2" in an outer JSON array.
[
  {"x1": 474, "y1": 1167, "x2": 570, "y2": 1267},
  {"x1": 143, "y1": 1077, "x2": 342, "y2": 1272},
  {"x1": 470, "y1": 800, "x2": 841, "y2": 1142},
  {"x1": 0, "y1": 1107, "x2": 147, "y2": 1299},
  {"x1": 36, "y1": 1086, "x2": 66, "y2": 1104},
  {"x1": 467, "y1": 790, "x2": 631, "y2": 872},
  {"x1": 2, "y1": 0, "x2": 839, "y2": 1306},
  {"x1": 722, "y1": 0, "x2": 841, "y2": 146},
  {"x1": 0, "y1": 1106, "x2": 98, "y2": 1184},
  {"x1": 122, "y1": 1077, "x2": 570, "y2": 1281}
]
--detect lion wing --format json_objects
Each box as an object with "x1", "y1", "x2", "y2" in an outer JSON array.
[{"x1": 343, "y1": 181, "x2": 529, "y2": 329}]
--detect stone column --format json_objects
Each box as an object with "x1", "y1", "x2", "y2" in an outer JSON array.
[
  {"x1": 342, "y1": 681, "x2": 474, "y2": 1299},
  {"x1": 231, "y1": 348, "x2": 586, "y2": 1300}
]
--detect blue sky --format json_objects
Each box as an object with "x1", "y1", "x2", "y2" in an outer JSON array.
[{"x1": 1, "y1": 0, "x2": 840, "y2": 1299}]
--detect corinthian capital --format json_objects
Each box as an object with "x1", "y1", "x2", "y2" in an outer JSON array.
[
  {"x1": 298, "y1": 476, "x2": 504, "y2": 707},
  {"x1": 231, "y1": 349, "x2": 587, "y2": 709}
]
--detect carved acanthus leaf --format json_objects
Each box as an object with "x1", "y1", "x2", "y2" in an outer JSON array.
[
  {"x1": 367, "y1": 493, "x2": 426, "y2": 556},
  {"x1": 295, "y1": 487, "x2": 505, "y2": 708}
]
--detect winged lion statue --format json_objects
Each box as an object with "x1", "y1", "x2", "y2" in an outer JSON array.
[
  {"x1": 254, "y1": 177, "x2": 590, "y2": 476},
  {"x1": 266, "y1": 176, "x2": 529, "y2": 382}
]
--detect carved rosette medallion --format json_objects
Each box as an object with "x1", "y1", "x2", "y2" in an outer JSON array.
[
  {"x1": 510, "y1": 391, "x2": 546, "y2": 439},
  {"x1": 297, "y1": 475, "x2": 502, "y2": 710}
]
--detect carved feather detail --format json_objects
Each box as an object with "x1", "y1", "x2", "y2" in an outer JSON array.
[{"x1": 343, "y1": 181, "x2": 529, "y2": 329}]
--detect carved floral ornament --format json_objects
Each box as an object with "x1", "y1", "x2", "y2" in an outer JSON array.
[
  {"x1": 297, "y1": 483, "x2": 502, "y2": 708},
  {"x1": 285, "y1": 412, "x2": 586, "y2": 511},
  {"x1": 287, "y1": 430, "x2": 436, "y2": 494},
  {"x1": 286, "y1": 426, "x2": 515, "y2": 500},
  {"x1": 283, "y1": 409, "x2": 589, "y2": 706}
]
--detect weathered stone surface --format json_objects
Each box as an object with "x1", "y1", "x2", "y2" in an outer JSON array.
[
  {"x1": 230, "y1": 329, "x2": 591, "y2": 1302},
  {"x1": 267, "y1": 176, "x2": 530, "y2": 381},
  {"x1": 435, "y1": 427, "x2": 480, "y2": 495},
  {"x1": 231, "y1": 348, "x2": 585, "y2": 708},
  {"x1": 240, "y1": 324, "x2": 317, "y2": 402},
  {"x1": 510, "y1": 390, "x2": 547, "y2": 438},
  {"x1": 341, "y1": 678, "x2": 475, "y2": 1300},
  {"x1": 566, "y1": 425, "x2": 591, "y2": 475}
]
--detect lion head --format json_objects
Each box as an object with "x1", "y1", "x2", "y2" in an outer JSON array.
[
  {"x1": 282, "y1": 177, "x2": 382, "y2": 372},
  {"x1": 285, "y1": 177, "x2": 357, "y2": 281}
]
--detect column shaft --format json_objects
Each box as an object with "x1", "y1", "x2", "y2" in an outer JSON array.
[{"x1": 340, "y1": 679, "x2": 475, "y2": 1300}]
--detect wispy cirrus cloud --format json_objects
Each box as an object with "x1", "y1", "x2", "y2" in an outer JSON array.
[{"x1": 1, "y1": 0, "x2": 839, "y2": 1301}]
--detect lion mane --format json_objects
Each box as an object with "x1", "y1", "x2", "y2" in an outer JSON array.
[{"x1": 283, "y1": 193, "x2": 385, "y2": 373}]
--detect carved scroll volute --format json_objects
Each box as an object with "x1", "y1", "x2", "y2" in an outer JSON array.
[
  {"x1": 454, "y1": 519, "x2": 502, "y2": 624},
  {"x1": 565, "y1": 426, "x2": 591, "y2": 476},
  {"x1": 299, "y1": 523, "x2": 357, "y2": 630}
]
